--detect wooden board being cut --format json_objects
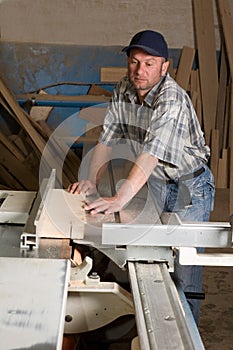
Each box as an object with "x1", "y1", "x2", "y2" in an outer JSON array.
[{"x1": 36, "y1": 189, "x2": 86, "y2": 239}]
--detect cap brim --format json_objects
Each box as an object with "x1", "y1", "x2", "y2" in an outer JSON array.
[{"x1": 122, "y1": 44, "x2": 166, "y2": 58}]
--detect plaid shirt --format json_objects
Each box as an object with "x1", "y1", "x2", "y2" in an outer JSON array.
[{"x1": 99, "y1": 74, "x2": 210, "y2": 180}]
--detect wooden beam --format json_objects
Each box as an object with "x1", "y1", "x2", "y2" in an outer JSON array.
[
  {"x1": 216, "y1": 44, "x2": 229, "y2": 152},
  {"x1": 100, "y1": 67, "x2": 127, "y2": 83},
  {"x1": 193, "y1": 0, "x2": 219, "y2": 145},
  {"x1": 0, "y1": 143, "x2": 38, "y2": 190},
  {"x1": 216, "y1": 0, "x2": 233, "y2": 77},
  {"x1": 216, "y1": 149, "x2": 228, "y2": 188},
  {"x1": 210, "y1": 129, "x2": 219, "y2": 181},
  {"x1": 17, "y1": 93, "x2": 110, "y2": 104},
  {"x1": 175, "y1": 46, "x2": 195, "y2": 91}
]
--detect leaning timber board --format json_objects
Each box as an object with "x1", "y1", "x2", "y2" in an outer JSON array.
[
  {"x1": 0, "y1": 257, "x2": 70, "y2": 350},
  {"x1": 36, "y1": 189, "x2": 86, "y2": 239},
  {"x1": 193, "y1": 0, "x2": 219, "y2": 145}
]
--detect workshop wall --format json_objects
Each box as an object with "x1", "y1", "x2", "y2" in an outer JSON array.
[
  {"x1": 0, "y1": 0, "x2": 215, "y2": 134},
  {"x1": 0, "y1": 0, "x2": 225, "y2": 48}
]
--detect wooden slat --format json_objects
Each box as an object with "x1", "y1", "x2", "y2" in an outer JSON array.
[
  {"x1": 0, "y1": 78, "x2": 46, "y2": 155},
  {"x1": 216, "y1": 149, "x2": 228, "y2": 188},
  {"x1": 210, "y1": 129, "x2": 219, "y2": 182},
  {"x1": 229, "y1": 82, "x2": 233, "y2": 213},
  {"x1": 0, "y1": 131, "x2": 25, "y2": 162},
  {"x1": 193, "y1": 0, "x2": 219, "y2": 145},
  {"x1": 100, "y1": 67, "x2": 127, "y2": 83},
  {"x1": 216, "y1": 44, "x2": 229, "y2": 152},
  {"x1": 216, "y1": 0, "x2": 233, "y2": 212},
  {"x1": 0, "y1": 143, "x2": 38, "y2": 190},
  {"x1": 175, "y1": 46, "x2": 195, "y2": 91},
  {"x1": 0, "y1": 78, "x2": 73, "y2": 188},
  {"x1": 190, "y1": 69, "x2": 202, "y2": 125},
  {"x1": 17, "y1": 93, "x2": 110, "y2": 104},
  {"x1": 88, "y1": 84, "x2": 112, "y2": 97},
  {"x1": 30, "y1": 90, "x2": 53, "y2": 121},
  {"x1": 216, "y1": 0, "x2": 233, "y2": 77},
  {"x1": 0, "y1": 164, "x2": 24, "y2": 190}
]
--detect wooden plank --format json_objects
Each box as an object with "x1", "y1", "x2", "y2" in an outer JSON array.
[
  {"x1": 190, "y1": 69, "x2": 202, "y2": 125},
  {"x1": 88, "y1": 84, "x2": 112, "y2": 97},
  {"x1": 175, "y1": 46, "x2": 195, "y2": 91},
  {"x1": 0, "y1": 131, "x2": 25, "y2": 162},
  {"x1": 36, "y1": 189, "x2": 86, "y2": 239},
  {"x1": 216, "y1": 0, "x2": 233, "y2": 77},
  {"x1": 216, "y1": 0, "x2": 233, "y2": 212},
  {"x1": 223, "y1": 85, "x2": 230, "y2": 150},
  {"x1": 216, "y1": 44, "x2": 229, "y2": 152},
  {"x1": 9, "y1": 132, "x2": 30, "y2": 157},
  {"x1": 210, "y1": 129, "x2": 219, "y2": 182},
  {"x1": 30, "y1": 90, "x2": 53, "y2": 121},
  {"x1": 17, "y1": 93, "x2": 110, "y2": 104},
  {"x1": 0, "y1": 78, "x2": 46, "y2": 155},
  {"x1": 216, "y1": 149, "x2": 228, "y2": 188},
  {"x1": 193, "y1": 0, "x2": 219, "y2": 145},
  {"x1": 229, "y1": 82, "x2": 233, "y2": 213},
  {"x1": 0, "y1": 164, "x2": 24, "y2": 190},
  {"x1": 100, "y1": 67, "x2": 127, "y2": 82},
  {"x1": 0, "y1": 143, "x2": 38, "y2": 190}
]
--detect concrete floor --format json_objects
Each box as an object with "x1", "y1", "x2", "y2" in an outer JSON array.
[{"x1": 199, "y1": 189, "x2": 233, "y2": 349}]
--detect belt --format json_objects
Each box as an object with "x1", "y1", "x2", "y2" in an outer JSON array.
[{"x1": 166, "y1": 166, "x2": 205, "y2": 184}]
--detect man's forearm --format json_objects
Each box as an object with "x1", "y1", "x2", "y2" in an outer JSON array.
[{"x1": 116, "y1": 152, "x2": 158, "y2": 205}]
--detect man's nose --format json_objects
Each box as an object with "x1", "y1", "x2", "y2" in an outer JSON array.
[{"x1": 136, "y1": 63, "x2": 144, "y2": 74}]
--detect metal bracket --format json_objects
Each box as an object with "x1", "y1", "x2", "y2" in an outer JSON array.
[
  {"x1": 20, "y1": 170, "x2": 56, "y2": 250},
  {"x1": 65, "y1": 256, "x2": 134, "y2": 333}
]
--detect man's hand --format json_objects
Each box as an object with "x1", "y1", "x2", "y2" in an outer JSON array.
[
  {"x1": 85, "y1": 194, "x2": 124, "y2": 215},
  {"x1": 67, "y1": 180, "x2": 97, "y2": 197}
]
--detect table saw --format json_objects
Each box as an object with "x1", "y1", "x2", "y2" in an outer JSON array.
[{"x1": 0, "y1": 165, "x2": 232, "y2": 350}]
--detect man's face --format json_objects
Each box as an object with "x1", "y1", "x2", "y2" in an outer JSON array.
[{"x1": 127, "y1": 48, "x2": 169, "y2": 96}]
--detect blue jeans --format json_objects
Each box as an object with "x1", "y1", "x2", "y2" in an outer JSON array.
[{"x1": 148, "y1": 164, "x2": 215, "y2": 324}]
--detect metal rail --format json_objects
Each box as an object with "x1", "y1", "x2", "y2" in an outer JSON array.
[{"x1": 128, "y1": 262, "x2": 205, "y2": 350}]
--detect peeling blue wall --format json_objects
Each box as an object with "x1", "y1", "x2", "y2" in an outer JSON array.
[{"x1": 0, "y1": 42, "x2": 182, "y2": 137}]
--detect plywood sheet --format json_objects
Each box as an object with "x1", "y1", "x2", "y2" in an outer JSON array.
[{"x1": 36, "y1": 189, "x2": 86, "y2": 239}]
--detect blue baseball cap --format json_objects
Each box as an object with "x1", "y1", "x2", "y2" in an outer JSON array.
[{"x1": 122, "y1": 30, "x2": 168, "y2": 60}]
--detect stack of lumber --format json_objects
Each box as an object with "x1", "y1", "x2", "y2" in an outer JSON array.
[
  {"x1": 101, "y1": 0, "x2": 233, "y2": 214},
  {"x1": 0, "y1": 77, "x2": 82, "y2": 190}
]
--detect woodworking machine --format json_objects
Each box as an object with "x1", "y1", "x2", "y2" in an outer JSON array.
[{"x1": 0, "y1": 168, "x2": 232, "y2": 350}]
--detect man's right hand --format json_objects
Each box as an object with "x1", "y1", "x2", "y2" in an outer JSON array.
[{"x1": 67, "y1": 180, "x2": 97, "y2": 197}]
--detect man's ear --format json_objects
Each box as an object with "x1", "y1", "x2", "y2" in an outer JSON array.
[{"x1": 161, "y1": 60, "x2": 170, "y2": 76}]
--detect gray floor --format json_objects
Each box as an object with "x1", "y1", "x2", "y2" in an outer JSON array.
[{"x1": 199, "y1": 189, "x2": 233, "y2": 349}]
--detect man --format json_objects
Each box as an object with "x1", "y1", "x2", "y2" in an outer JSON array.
[{"x1": 68, "y1": 30, "x2": 215, "y2": 324}]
